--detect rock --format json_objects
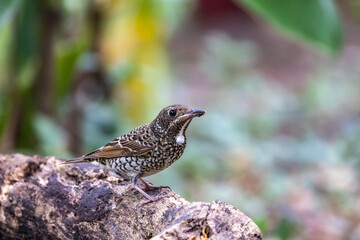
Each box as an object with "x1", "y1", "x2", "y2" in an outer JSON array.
[{"x1": 0, "y1": 154, "x2": 262, "y2": 240}]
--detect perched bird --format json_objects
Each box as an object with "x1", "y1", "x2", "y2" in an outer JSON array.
[{"x1": 65, "y1": 104, "x2": 205, "y2": 204}]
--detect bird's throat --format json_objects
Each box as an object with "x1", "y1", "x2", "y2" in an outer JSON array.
[{"x1": 175, "y1": 119, "x2": 191, "y2": 144}]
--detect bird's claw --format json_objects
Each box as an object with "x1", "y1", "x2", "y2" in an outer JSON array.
[
  {"x1": 138, "y1": 178, "x2": 171, "y2": 191},
  {"x1": 142, "y1": 184, "x2": 171, "y2": 191},
  {"x1": 138, "y1": 193, "x2": 172, "y2": 206}
]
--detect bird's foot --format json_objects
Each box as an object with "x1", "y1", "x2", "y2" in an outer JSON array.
[
  {"x1": 131, "y1": 184, "x2": 172, "y2": 206},
  {"x1": 138, "y1": 178, "x2": 171, "y2": 191},
  {"x1": 138, "y1": 193, "x2": 172, "y2": 206}
]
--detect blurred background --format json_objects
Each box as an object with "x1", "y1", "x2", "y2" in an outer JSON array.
[{"x1": 1, "y1": 0, "x2": 360, "y2": 239}]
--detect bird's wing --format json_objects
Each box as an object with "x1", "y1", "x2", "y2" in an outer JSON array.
[
  {"x1": 84, "y1": 125, "x2": 155, "y2": 159},
  {"x1": 88, "y1": 139, "x2": 152, "y2": 158}
]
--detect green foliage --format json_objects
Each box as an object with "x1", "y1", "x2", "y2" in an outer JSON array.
[
  {"x1": 55, "y1": 43, "x2": 85, "y2": 99},
  {"x1": 82, "y1": 102, "x2": 118, "y2": 152},
  {"x1": 33, "y1": 114, "x2": 67, "y2": 156},
  {"x1": 0, "y1": 0, "x2": 23, "y2": 30},
  {"x1": 11, "y1": 0, "x2": 40, "y2": 71},
  {"x1": 253, "y1": 218, "x2": 268, "y2": 238},
  {"x1": 273, "y1": 218, "x2": 299, "y2": 240},
  {"x1": 239, "y1": 0, "x2": 343, "y2": 54}
]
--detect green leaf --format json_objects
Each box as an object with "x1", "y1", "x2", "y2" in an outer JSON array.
[
  {"x1": 55, "y1": 43, "x2": 85, "y2": 99},
  {"x1": 273, "y1": 218, "x2": 299, "y2": 240},
  {"x1": 33, "y1": 113, "x2": 67, "y2": 156},
  {"x1": 11, "y1": 0, "x2": 40, "y2": 70},
  {"x1": 0, "y1": 0, "x2": 24, "y2": 71},
  {"x1": 253, "y1": 218, "x2": 268, "y2": 236},
  {"x1": 238, "y1": 0, "x2": 343, "y2": 54},
  {"x1": 0, "y1": 0, "x2": 23, "y2": 30}
]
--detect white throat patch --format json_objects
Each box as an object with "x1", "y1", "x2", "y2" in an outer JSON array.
[
  {"x1": 176, "y1": 120, "x2": 190, "y2": 144},
  {"x1": 176, "y1": 135, "x2": 185, "y2": 144}
]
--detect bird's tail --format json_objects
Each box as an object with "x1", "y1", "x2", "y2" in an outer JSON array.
[{"x1": 61, "y1": 157, "x2": 89, "y2": 164}]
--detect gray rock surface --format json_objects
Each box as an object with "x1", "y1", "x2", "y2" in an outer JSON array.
[{"x1": 0, "y1": 154, "x2": 262, "y2": 240}]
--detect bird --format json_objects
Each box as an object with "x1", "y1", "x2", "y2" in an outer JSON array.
[{"x1": 64, "y1": 104, "x2": 205, "y2": 205}]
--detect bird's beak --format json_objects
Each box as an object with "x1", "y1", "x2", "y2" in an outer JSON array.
[
  {"x1": 177, "y1": 108, "x2": 206, "y2": 119},
  {"x1": 189, "y1": 109, "x2": 206, "y2": 117}
]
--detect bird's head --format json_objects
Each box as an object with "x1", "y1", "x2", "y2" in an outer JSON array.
[{"x1": 150, "y1": 104, "x2": 205, "y2": 142}]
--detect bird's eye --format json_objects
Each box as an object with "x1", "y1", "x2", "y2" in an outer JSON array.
[{"x1": 169, "y1": 109, "x2": 177, "y2": 117}]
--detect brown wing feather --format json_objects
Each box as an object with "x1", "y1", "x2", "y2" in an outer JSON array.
[
  {"x1": 84, "y1": 125, "x2": 155, "y2": 159},
  {"x1": 90, "y1": 143, "x2": 152, "y2": 158}
]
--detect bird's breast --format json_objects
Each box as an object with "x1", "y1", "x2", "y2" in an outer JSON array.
[{"x1": 154, "y1": 142, "x2": 186, "y2": 168}]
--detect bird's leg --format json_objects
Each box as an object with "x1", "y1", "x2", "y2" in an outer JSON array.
[{"x1": 138, "y1": 178, "x2": 171, "y2": 191}]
